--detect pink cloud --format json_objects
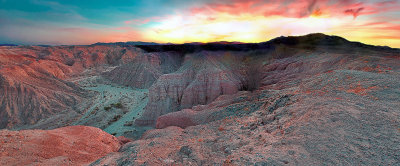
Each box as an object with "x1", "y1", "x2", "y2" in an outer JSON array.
[
  {"x1": 188, "y1": 0, "x2": 399, "y2": 19},
  {"x1": 124, "y1": 16, "x2": 163, "y2": 25},
  {"x1": 344, "y1": 7, "x2": 364, "y2": 19},
  {"x1": 124, "y1": 18, "x2": 150, "y2": 25}
]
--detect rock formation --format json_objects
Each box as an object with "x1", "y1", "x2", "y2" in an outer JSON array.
[
  {"x1": 0, "y1": 33, "x2": 399, "y2": 165},
  {"x1": 0, "y1": 46, "x2": 141, "y2": 128},
  {"x1": 102, "y1": 52, "x2": 183, "y2": 89},
  {"x1": 135, "y1": 52, "x2": 243, "y2": 126},
  {"x1": 0, "y1": 125, "x2": 121, "y2": 166},
  {"x1": 91, "y1": 35, "x2": 400, "y2": 165}
]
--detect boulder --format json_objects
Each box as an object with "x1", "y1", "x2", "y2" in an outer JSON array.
[
  {"x1": 0, "y1": 125, "x2": 121, "y2": 166},
  {"x1": 156, "y1": 109, "x2": 197, "y2": 129}
]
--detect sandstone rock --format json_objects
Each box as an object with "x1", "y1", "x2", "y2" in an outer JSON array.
[
  {"x1": 141, "y1": 126, "x2": 184, "y2": 139},
  {"x1": 136, "y1": 53, "x2": 242, "y2": 126},
  {"x1": 179, "y1": 145, "x2": 193, "y2": 157},
  {"x1": 0, "y1": 45, "x2": 141, "y2": 129},
  {"x1": 117, "y1": 136, "x2": 133, "y2": 144},
  {"x1": 156, "y1": 109, "x2": 197, "y2": 129},
  {"x1": 102, "y1": 52, "x2": 183, "y2": 89},
  {"x1": 0, "y1": 126, "x2": 121, "y2": 166},
  {"x1": 89, "y1": 34, "x2": 399, "y2": 165},
  {"x1": 91, "y1": 61, "x2": 400, "y2": 165}
]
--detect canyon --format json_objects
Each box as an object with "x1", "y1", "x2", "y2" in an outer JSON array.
[{"x1": 0, "y1": 33, "x2": 399, "y2": 165}]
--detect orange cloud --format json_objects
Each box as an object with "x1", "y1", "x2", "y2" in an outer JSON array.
[
  {"x1": 138, "y1": 0, "x2": 399, "y2": 48},
  {"x1": 371, "y1": 35, "x2": 400, "y2": 40},
  {"x1": 188, "y1": 0, "x2": 398, "y2": 19}
]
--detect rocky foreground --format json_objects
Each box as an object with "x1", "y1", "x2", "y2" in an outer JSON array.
[
  {"x1": 0, "y1": 126, "x2": 124, "y2": 165},
  {"x1": 0, "y1": 34, "x2": 399, "y2": 165}
]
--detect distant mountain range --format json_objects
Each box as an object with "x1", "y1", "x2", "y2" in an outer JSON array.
[
  {"x1": 132, "y1": 33, "x2": 399, "y2": 53},
  {"x1": 2, "y1": 33, "x2": 398, "y2": 50},
  {"x1": 92, "y1": 41, "x2": 162, "y2": 46},
  {"x1": 0, "y1": 44, "x2": 18, "y2": 46},
  {"x1": 92, "y1": 41, "x2": 246, "y2": 46},
  {"x1": 91, "y1": 33, "x2": 397, "y2": 53}
]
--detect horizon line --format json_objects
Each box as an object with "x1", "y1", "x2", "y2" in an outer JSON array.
[{"x1": 1, "y1": 33, "x2": 399, "y2": 49}]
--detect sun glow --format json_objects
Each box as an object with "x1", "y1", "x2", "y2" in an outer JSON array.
[
  {"x1": 144, "y1": 13, "x2": 346, "y2": 44},
  {"x1": 1, "y1": 0, "x2": 399, "y2": 47},
  {"x1": 134, "y1": 0, "x2": 400, "y2": 47}
]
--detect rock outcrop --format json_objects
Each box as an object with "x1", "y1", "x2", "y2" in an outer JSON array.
[
  {"x1": 135, "y1": 52, "x2": 243, "y2": 126},
  {"x1": 0, "y1": 64, "x2": 85, "y2": 129},
  {"x1": 155, "y1": 109, "x2": 197, "y2": 129},
  {"x1": 91, "y1": 39, "x2": 400, "y2": 165},
  {"x1": 0, "y1": 125, "x2": 121, "y2": 166},
  {"x1": 102, "y1": 52, "x2": 183, "y2": 89}
]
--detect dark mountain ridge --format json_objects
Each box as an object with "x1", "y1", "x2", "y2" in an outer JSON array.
[{"x1": 95, "y1": 33, "x2": 399, "y2": 53}]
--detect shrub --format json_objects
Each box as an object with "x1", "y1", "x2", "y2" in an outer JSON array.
[
  {"x1": 236, "y1": 57, "x2": 264, "y2": 92},
  {"x1": 104, "y1": 106, "x2": 112, "y2": 111},
  {"x1": 111, "y1": 115, "x2": 122, "y2": 122},
  {"x1": 114, "y1": 103, "x2": 123, "y2": 108},
  {"x1": 124, "y1": 121, "x2": 133, "y2": 126},
  {"x1": 65, "y1": 58, "x2": 75, "y2": 66}
]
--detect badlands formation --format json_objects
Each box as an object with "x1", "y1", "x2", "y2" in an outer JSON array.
[{"x1": 0, "y1": 34, "x2": 399, "y2": 165}]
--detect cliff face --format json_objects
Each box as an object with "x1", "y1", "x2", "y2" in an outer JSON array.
[
  {"x1": 135, "y1": 52, "x2": 244, "y2": 126},
  {"x1": 0, "y1": 71, "x2": 83, "y2": 128},
  {"x1": 134, "y1": 36, "x2": 400, "y2": 127},
  {"x1": 153, "y1": 48, "x2": 400, "y2": 130},
  {"x1": 102, "y1": 52, "x2": 183, "y2": 89}
]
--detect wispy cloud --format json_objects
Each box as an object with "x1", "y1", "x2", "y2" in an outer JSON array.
[{"x1": 0, "y1": 0, "x2": 399, "y2": 47}]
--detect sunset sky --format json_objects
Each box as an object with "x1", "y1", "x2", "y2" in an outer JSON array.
[{"x1": 0, "y1": 0, "x2": 399, "y2": 47}]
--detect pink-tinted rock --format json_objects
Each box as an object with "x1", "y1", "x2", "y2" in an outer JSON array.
[
  {"x1": 155, "y1": 92, "x2": 252, "y2": 129},
  {"x1": 0, "y1": 125, "x2": 121, "y2": 166},
  {"x1": 180, "y1": 68, "x2": 240, "y2": 108},
  {"x1": 141, "y1": 126, "x2": 184, "y2": 139},
  {"x1": 0, "y1": 45, "x2": 141, "y2": 128},
  {"x1": 156, "y1": 109, "x2": 197, "y2": 129},
  {"x1": 117, "y1": 136, "x2": 133, "y2": 144},
  {"x1": 135, "y1": 54, "x2": 242, "y2": 126},
  {"x1": 102, "y1": 52, "x2": 182, "y2": 89}
]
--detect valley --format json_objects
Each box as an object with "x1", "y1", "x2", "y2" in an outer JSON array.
[
  {"x1": 72, "y1": 75, "x2": 150, "y2": 139},
  {"x1": 0, "y1": 34, "x2": 399, "y2": 165}
]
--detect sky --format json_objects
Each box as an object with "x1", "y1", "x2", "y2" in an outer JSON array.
[{"x1": 0, "y1": 0, "x2": 399, "y2": 47}]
